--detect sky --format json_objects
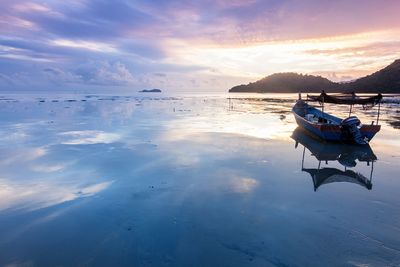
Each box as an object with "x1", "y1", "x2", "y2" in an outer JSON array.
[{"x1": 1, "y1": 0, "x2": 400, "y2": 93}]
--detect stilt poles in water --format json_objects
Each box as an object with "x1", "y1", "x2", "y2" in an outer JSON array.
[
  {"x1": 376, "y1": 102, "x2": 381, "y2": 125},
  {"x1": 228, "y1": 97, "x2": 233, "y2": 110},
  {"x1": 370, "y1": 161, "x2": 374, "y2": 183},
  {"x1": 321, "y1": 94, "x2": 324, "y2": 120}
]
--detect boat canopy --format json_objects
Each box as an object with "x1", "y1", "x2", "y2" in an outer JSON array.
[
  {"x1": 302, "y1": 168, "x2": 373, "y2": 190},
  {"x1": 306, "y1": 91, "x2": 382, "y2": 106}
]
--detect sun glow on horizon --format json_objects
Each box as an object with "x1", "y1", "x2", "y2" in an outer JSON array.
[{"x1": 165, "y1": 30, "x2": 400, "y2": 82}]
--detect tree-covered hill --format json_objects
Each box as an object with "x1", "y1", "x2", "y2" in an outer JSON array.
[{"x1": 229, "y1": 59, "x2": 400, "y2": 93}]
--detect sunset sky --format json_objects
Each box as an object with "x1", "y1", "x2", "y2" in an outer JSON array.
[{"x1": 1, "y1": 0, "x2": 400, "y2": 92}]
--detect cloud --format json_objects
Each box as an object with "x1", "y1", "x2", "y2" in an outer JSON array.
[
  {"x1": 0, "y1": 73, "x2": 15, "y2": 86},
  {"x1": 13, "y1": 2, "x2": 64, "y2": 17},
  {"x1": 77, "y1": 61, "x2": 136, "y2": 85},
  {"x1": 1, "y1": 0, "x2": 400, "y2": 91},
  {"x1": 42, "y1": 67, "x2": 83, "y2": 84},
  {"x1": 309, "y1": 71, "x2": 356, "y2": 82},
  {"x1": 306, "y1": 41, "x2": 400, "y2": 58},
  {"x1": 42, "y1": 61, "x2": 135, "y2": 86},
  {"x1": 51, "y1": 39, "x2": 117, "y2": 53},
  {"x1": 6, "y1": 0, "x2": 400, "y2": 46}
]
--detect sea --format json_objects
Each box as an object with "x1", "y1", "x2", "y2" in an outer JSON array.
[{"x1": 0, "y1": 92, "x2": 399, "y2": 266}]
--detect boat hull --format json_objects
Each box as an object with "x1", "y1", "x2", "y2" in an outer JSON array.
[{"x1": 292, "y1": 101, "x2": 381, "y2": 143}]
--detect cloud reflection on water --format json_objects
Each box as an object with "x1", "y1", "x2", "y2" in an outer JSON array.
[
  {"x1": 230, "y1": 177, "x2": 259, "y2": 193},
  {"x1": 30, "y1": 163, "x2": 66, "y2": 173},
  {"x1": 0, "y1": 180, "x2": 113, "y2": 212},
  {"x1": 0, "y1": 147, "x2": 47, "y2": 166},
  {"x1": 59, "y1": 130, "x2": 120, "y2": 145}
]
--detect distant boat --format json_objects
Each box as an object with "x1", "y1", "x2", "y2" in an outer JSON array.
[
  {"x1": 292, "y1": 91, "x2": 382, "y2": 144},
  {"x1": 291, "y1": 127, "x2": 377, "y2": 191}
]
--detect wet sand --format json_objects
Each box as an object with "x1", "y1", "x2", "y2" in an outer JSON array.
[{"x1": 0, "y1": 93, "x2": 399, "y2": 266}]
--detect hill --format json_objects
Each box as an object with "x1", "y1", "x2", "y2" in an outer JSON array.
[
  {"x1": 229, "y1": 73, "x2": 338, "y2": 93},
  {"x1": 346, "y1": 59, "x2": 400, "y2": 93},
  {"x1": 229, "y1": 59, "x2": 400, "y2": 93}
]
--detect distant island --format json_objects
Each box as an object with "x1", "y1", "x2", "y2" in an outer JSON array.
[
  {"x1": 229, "y1": 59, "x2": 400, "y2": 93},
  {"x1": 139, "y1": 89, "x2": 162, "y2": 93}
]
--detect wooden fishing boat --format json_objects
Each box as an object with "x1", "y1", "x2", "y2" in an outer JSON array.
[{"x1": 292, "y1": 91, "x2": 382, "y2": 144}]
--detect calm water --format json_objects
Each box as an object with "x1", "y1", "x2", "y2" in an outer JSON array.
[{"x1": 0, "y1": 93, "x2": 399, "y2": 267}]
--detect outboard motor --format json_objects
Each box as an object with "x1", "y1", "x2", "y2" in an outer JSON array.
[{"x1": 341, "y1": 116, "x2": 367, "y2": 145}]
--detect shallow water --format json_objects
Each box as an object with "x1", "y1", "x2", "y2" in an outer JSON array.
[{"x1": 0, "y1": 93, "x2": 399, "y2": 266}]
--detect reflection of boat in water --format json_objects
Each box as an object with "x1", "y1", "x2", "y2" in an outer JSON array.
[
  {"x1": 292, "y1": 127, "x2": 377, "y2": 191},
  {"x1": 292, "y1": 91, "x2": 382, "y2": 144}
]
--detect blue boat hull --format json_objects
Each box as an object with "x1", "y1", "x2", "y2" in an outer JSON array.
[{"x1": 292, "y1": 100, "x2": 380, "y2": 143}]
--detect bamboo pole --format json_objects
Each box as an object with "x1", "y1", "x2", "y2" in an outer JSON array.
[{"x1": 376, "y1": 102, "x2": 381, "y2": 124}]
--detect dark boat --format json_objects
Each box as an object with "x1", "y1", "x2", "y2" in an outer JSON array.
[
  {"x1": 291, "y1": 127, "x2": 377, "y2": 191},
  {"x1": 292, "y1": 91, "x2": 382, "y2": 144}
]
